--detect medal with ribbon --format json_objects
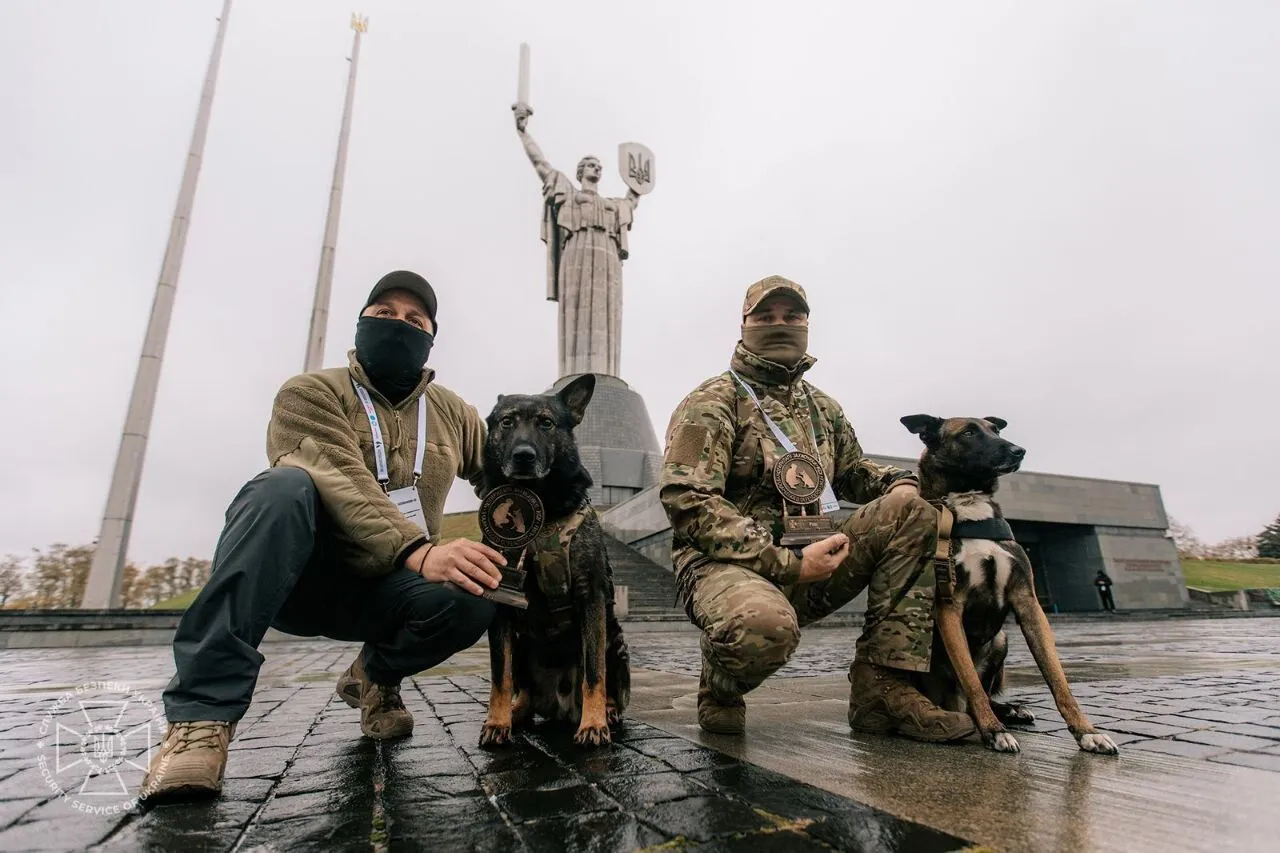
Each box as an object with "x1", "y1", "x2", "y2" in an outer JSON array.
[{"x1": 729, "y1": 369, "x2": 839, "y2": 548}]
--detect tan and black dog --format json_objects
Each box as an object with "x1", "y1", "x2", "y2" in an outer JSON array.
[
  {"x1": 901, "y1": 414, "x2": 1119, "y2": 755},
  {"x1": 478, "y1": 375, "x2": 630, "y2": 749}
]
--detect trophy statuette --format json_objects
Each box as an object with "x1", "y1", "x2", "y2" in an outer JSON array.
[
  {"x1": 476, "y1": 485, "x2": 546, "y2": 610},
  {"x1": 773, "y1": 451, "x2": 837, "y2": 549}
]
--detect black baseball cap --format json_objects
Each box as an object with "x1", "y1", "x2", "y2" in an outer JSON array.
[{"x1": 364, "y1": 270, "x2": 437, "y2": 325}]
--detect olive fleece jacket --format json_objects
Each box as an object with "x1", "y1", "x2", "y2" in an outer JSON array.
[{"x1": 266, "y1": 350, "x2": 486, "y2": 577}]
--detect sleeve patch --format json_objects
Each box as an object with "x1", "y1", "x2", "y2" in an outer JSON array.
[{"x1": 668, "y1": 424, "x2": 710, "y2": 467}]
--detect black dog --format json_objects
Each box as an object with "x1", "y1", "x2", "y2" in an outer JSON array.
[
  {"x1": 478, "y1": 374, "x2": 630, "y2": 748},
  {"x1": 901, "y1": 414, "x2": 1119, "y2": 755}
]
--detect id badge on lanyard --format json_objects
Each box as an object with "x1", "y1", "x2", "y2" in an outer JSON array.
[
  {"x1": 728, "y1": 370, "x2": 841, "y2": 514},
  {"x1": 353, "y1": 381, "x2": 430, "y2": 534}
]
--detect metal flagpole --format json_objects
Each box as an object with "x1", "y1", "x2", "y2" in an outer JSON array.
[
  {"x1": 303, "y1": 13, "x2": 368, "y2": 373},
  {"x1": 81, "y1": 0, "x2": 234, "y2": 609}
]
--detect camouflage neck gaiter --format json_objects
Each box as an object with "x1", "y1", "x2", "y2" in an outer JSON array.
[{"x1": 741, "y1": 324, "x2": 809, "y2": 368}]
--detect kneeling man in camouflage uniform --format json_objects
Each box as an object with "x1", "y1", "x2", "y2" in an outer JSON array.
[{"x1": 660, "y1": 276, "x2": 975, "y2": 741}]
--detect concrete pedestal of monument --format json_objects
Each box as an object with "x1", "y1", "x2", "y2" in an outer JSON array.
[{"x1": 549, "y1": 373, "x2": 662, "y2": 508}]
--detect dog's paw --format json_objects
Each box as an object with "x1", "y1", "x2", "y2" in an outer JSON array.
[
  {"x1": 996, "y1": 704, "x2": 1036, "y2": 726},
  {"x1": 1077, "y1": 732, "x2": 1119, "y2": 755},
  {"x1": 984, "y1": 730, "x2": 1020, "y2": 753},
  {"x1": 573, "y1": 721, "x2": 612, "y2": 748},
  {"x1": 478, "y1": 723, "x2": 513, "y2": 748},
  {"x1": 607, "y1": 706, "x2": 623, "y2": 726}
]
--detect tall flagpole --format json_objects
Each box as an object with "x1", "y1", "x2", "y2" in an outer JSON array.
[
  {"x1": 81, "y1": 0, "x2": 234, "y2": 609},
  {"x1": 303, "y1": 14, "x2": 368, "y2": 373}
]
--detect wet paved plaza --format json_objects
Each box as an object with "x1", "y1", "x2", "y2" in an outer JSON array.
[{"x1": 0, "y1": 617, "x2": 1277, "y2": 851}]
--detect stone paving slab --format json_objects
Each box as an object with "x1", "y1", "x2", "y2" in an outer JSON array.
[
  {"x1": 0, "y1": 618, "x2": 1278, "y2": 851},
  {"x1": 627, "y1": 619, "x2": 1280, "y2": 852},
  {"x1": 0, "y1": 642, "x2": 964, "y2": 852},
  {"x1": 630, "y1": 617, "x2": 1280, "y2": 776}
]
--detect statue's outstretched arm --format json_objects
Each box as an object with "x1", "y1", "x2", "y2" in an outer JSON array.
[
  {"x1": 520, "y1": 131, "x2": 555, "y2": 182},
  {"x1": 513, "y1": 103, "x2": 554, "y2": 182}
]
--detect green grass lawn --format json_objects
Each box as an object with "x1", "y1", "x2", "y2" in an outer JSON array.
[
  {"x1": 151, "y1": 588, "x2": 201, "y2": 610},
  {"x1": 438, "y1": 510, "x2": 480, "y2": 542},
  {"x1": 148, "y1": 511, "x2": 484, "y2": 610},
  {"x1": 1181, "y1": 560, "x2": 1280, "y2": 592}
]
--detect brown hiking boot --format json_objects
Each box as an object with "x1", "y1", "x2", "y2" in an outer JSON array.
[
  {"x1": 697, "y1": 651, "x2": 746, "y2": 735},
  {"x1": 338, "y1": 654, "x2": 413, "y2": 740},
  {"x1": 140, "y1": 720, "x2": 236, "y2": 801},
  {"x1": 848, "y1": 659, "x2": 975, "y2": 742},
  {"x1": 336, "y1": 657, "x2": 363, "y2": 708}
]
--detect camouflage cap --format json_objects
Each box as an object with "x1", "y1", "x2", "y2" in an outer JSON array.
[{"x1": 742, "y1": 275, "x2": 809, "y2": 317}]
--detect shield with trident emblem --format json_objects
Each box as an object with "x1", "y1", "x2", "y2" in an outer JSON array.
[{"x1": 618, "y1": 142, "x2": 656, "y2": 195}]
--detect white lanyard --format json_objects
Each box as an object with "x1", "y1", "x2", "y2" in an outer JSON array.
[
  {"x1": 729, "y1": 369, "x2": 840, "y2": 514},
  {"x1": 352, "y1": 381, "x2": 427, "y2": 492}
]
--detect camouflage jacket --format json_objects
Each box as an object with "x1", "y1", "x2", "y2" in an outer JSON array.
[{"x1": 659, "y1": 344, "x2": 914, "y2": 587}]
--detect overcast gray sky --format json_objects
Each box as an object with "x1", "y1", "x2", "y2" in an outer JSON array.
[{"x1": 2, "y1": 0, "x2": 1276, "y2": 565}]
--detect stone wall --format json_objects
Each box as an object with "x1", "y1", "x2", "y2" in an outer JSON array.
[
  {"x1": 600, "y1": 484, "x2": 668, "y2": 543},
  {"x1": 553, "y1": 375, "x2": 663, "y2": 506},
  {"x1": 865, "y1": 455, "x2": 1169, "y2": 528},
  {"x1": 1095, "y1": 526, "x2": 1189, "y2": 610},
  {"x1": 627, "y1": 528, "x2": 674, "y2": 568},
  {"x1": 601, "y1": 460, "x2": 1188, "y2": 612}
]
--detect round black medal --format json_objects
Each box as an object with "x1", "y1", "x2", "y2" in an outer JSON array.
[
  {"x1": 479, "y1": 485, "x2": 545, "y2": 551},
  {"x1": 773, "y1": 451, "x2": 826, "y2": 506}
]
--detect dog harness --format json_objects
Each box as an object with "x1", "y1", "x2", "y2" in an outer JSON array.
[
  {"x1": 951, "y1": 517, "x2": 1015, "y2": 541},
  {"x1": 933, "y1": 505, "x2": 957, "y2": 605},
  {"x1": 932, "y1": 508, "x2": 1016, "y2": 604},
  {"x1": 529, "y1": 504, "x2": 595, "y2": 636}
]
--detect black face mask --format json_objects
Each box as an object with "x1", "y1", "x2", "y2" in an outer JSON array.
[{"x1": 354, "y1": 316, "x2": 433, "y2": 403}]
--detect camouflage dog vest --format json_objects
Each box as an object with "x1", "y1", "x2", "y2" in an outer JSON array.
[{"x1": 529, "y1": 504, "x2": 594, "y2": 636}]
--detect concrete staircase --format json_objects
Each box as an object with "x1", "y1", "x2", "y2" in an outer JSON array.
[{"x1": 603, "y1": 535, "x2": 685, "y2": 623}]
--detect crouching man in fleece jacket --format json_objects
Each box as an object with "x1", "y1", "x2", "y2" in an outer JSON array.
[{"x1": 141, "y1": 270, "x2": 505, "y2": 801}]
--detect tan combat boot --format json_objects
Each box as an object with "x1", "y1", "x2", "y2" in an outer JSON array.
[
  {"x1": 337, "y1": 654, "x2": 414, "y2": 740},
  {"x1": 697, "y1": 649, "x2": 746, "y2": 735},
  {"x1": 140, "y1": 720, "x2": 236, "y2": 801},
  {"x1": 848, "y1": 659, "x2": 975, "y2": 742}
]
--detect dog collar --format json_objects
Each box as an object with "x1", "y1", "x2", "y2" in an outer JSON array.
[{"x1": 951, "y1": 517, "x2": 1014, "y2": 541}]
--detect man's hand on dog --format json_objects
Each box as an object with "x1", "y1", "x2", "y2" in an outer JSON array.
[
  {"x1": 798, "y1": 533, "x2": 850, "y2": 583},
  {"x1": 411, "y1": 540, "x2": 506, "y2": 595}
]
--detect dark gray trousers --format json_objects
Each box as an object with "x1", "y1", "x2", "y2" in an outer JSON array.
[{"x1": 162, "y1": 467, "x2": 495, "y2": 723}]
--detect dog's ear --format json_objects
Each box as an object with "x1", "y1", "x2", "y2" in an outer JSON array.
[
  {"x1": 983, "y1": 416, "x2": 1008, "y2": 433},
  {"x1": 900, "y1": 414, "x2": 943, "y2": 447},
  {"x1": 557, "y1": 374, "x2": 596, "y2": 426}
]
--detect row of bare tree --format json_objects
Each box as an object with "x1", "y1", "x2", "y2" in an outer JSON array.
[
  {"x1": 0, "y1": 545, "x2": 211, "y2": 609},
  {"x1": 1167, "y1": 517, "x2": 1267, "y2": 561},
  {"x1": 1, "y1": 512, "x2": 1270, "y2": 609}
]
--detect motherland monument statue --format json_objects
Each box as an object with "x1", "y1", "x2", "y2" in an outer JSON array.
[
  {"x1": 511, "y1": 45, "x2": 655, "y2": 380},
  {"x1": 508, "y1": 44, "x2": 663, "y2": 508}
]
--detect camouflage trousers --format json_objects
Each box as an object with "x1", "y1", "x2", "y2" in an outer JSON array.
[{"x1": 681, "y1": 493, "x2": 938, "y2": 696}]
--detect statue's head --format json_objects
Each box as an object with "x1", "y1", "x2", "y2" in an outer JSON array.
[{"x1": 576, "y1": 156, "x2": 603, "y2": 186}]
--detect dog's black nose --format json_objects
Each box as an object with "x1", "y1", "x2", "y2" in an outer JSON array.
[
  {"x1": 512, "y1": 446, "x2": 537, "y2": 464},
  {"x1": 1011, "y1": 446, "x2": 1026, "y2": 459}
]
